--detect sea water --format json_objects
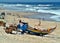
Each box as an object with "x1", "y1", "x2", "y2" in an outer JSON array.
[{"x1": 0, "y1": 2, "x2": 60, "y2": 22}]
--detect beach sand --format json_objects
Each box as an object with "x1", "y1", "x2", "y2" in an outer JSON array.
[{"x1": 0, "y1": 9, "x2": 60, "y2": 43}]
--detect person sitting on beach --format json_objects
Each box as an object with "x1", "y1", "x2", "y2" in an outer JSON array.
[{"x1": 17, "y1": 20, "x2": 27, "y2": 34}]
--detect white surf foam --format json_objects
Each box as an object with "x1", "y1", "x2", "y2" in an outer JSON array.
[
  {"x1": 38, "y1": 4, "x2": 52, "y2": 7},
  {"x1": 50, "y1": 15, "x2": 60, "y2": 21},
  {"x1": 37, "y1": 10, "x2": 60, "y2": 16}
]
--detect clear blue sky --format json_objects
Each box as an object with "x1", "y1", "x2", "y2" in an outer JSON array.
[{"x1": 0, "y1": 0, "x2": 60, "y2": 2}]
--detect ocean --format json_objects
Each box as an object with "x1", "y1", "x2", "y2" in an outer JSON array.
[{"x1": 0, "y1": 2, "x2": 60, "y2": 22}]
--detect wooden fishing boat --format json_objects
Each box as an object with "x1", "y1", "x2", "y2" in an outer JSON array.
[
  {"x1": 27, "y1": 25, "x2": 57, "y2": 36},
  {"x1": 27, "y1": 19, "x2": 57, "y2": 36}
]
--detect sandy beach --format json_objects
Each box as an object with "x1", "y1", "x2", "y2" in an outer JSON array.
[{"x1": 0, "y1": 9, "x2": 60, "y2": 43}]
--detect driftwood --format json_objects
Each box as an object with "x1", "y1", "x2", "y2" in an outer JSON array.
[{"x1": 5, "y1": 25, "x2": 17, "y2": 34}]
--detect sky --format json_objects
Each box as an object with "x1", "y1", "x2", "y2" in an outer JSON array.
[{"x1": 0, "y1": 0, "x2": 60, "y2": 2}]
